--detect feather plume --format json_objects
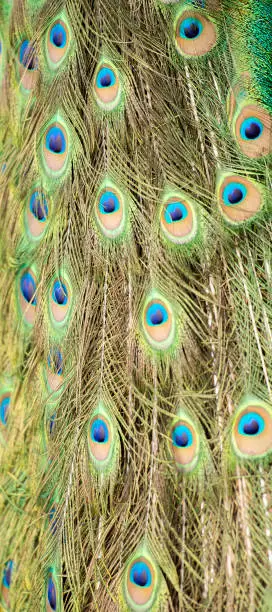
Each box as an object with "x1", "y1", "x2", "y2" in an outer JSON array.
[{"x1": 0, "y1": 0, "x2": 272, "y2": 610}]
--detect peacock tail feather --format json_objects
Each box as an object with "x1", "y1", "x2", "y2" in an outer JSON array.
[{"x1": 0, "y1": 0, "x2": 272, "y2": 610}]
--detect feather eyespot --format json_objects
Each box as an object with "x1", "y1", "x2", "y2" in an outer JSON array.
[
  {"x1": 122, "y1": 549, "x2": 165, "y2": 612},
  {"x1": 217, "y1": 172, "x2": 264, "y2": 225},
  {"x1": 46, "y1": 570, "x2": 57, "y2": 612},
  {"x1": 19, "y1": 41, "x2": 37, "y2": 70},
  {"x1": 42, "y1": 119, "x2": 69, "y2": 177},
  {"x1": 88, "y1": 403, "x2": 119, "y2": 475},
  {"x1": 2, "y1": 560, "x2": 13, "y2": 588},
  {"x1": 89, "y1": 417, "x2": 111, "y2": 462},
  {"x1": 18, "y1": 267, "x2": 37, "y2": 326},
  {"x1": 175, "y1": 10, "x2": 217, "y2": 57},
  {"x1": 95, "y1": 183, "x2": 126, "y2": 239},
  {"x1": 46, "y1": 20, "x2": 70, "y2": 69},
  {"x1": 127, "y1": 558, "x2": 154, "y2": 607},
  {"x1": 142, "y1": 296, "x2": 175, "y2": 352},
  {"x1": 1, "y1": 560, "x2": 14, "y2": 609},
  {"x1": 232, "y1": 101, "x2": 272, "y2": 159},
  {"x1": 20, "y1": 271, "x2": 37, "y2": 304},
  {"x1": 0, "y1": 393, "x2": 10, "y2": 426},
  {"x1": 179, "y1": 17, "x2": 203, "y2": 39},
  {"x1": 49, "y1": 277, "x2": 71, "y2": 328},
  {"x1": 30, "y1": 191, "x2": 48, "y2": 221},
  {"x1": 46, "y1": 125, "x2": 66, "y2": 154},
  {"x1": 52, "y1": 280, "x2": 68, "y2": 305},
  {"x1": 46, "y1": 348, "x2": 64, "y2": 392},
  {"x1": 160, "y1": 193, "x2": 198, "y2": 244},
  {"x1": 231, "y1": 397, "x2": 272, "y2": 460},
  {"x1": 121, "y1": 545, "x2": 167, "y2": 612},
  {"x1": 25, "y1": 189, "x2": 49, "y2": 239},
  {"x1": 170, "y1": 419, "x2": 199, "y2": 472},
  {"x1": 146, "y1": 303, "x2": 168, "y2": 326},
  {"x1": 18, "y1": 39, "x2": 38, "y2": 91},
  {"x1": 99, "y1": 191, "x2": 119, "y2": 214},
  {"x1": 93, "y1": 62, "x2": 121, "y2": 110}
]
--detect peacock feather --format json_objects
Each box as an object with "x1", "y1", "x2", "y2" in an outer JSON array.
[{"x1": 0, "y1": 0, "x2": 272, "y2": 610}]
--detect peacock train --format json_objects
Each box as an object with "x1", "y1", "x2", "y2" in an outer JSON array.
[{"x1": 0, "y1": 0, "x2": 272, "y2": 610}]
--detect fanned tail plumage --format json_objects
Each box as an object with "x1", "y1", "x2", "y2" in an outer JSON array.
[{"x1": 0, "y1": 0, "x2": 272, "y2": 610}]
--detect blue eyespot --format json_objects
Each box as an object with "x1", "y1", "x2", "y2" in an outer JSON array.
[
  {"x1": 47, "y1": 350, "x2": 63, "y2": 375},
  {"x1": 91, "y1": 419, "x2": 109, "y2": 443},
  {"x1": 47, "y1": 574, "x2": 57, "y2": 610},
  {"x1": 46, "y1": 127, "x2": 66, "y2": 154},
  {"x1": 50, "y1": 23, "x2": 67, "y2": 48},
  {"x1": 164, "y1": 201, "x2": 188, "y2": 224},
  {"x1": 49, "y1": 412, "x2": 56, "y2": 436},
  {"x1": 172, "y1": 424, "x2": 193, "y2": 448},
  {"x1": 238, "y1": 412, "x2": 265, "y2": 436},
  {"x1": 52, "y1": 280, "x2": 68, "y2": 306},
  {"x1": 19, "y1": 40, "x2": 37, "y2": 70},
  {"x1": 146, "y1": 303, "x2": 168, "y2": 326},
  {"x1": 179, "y1": 17, "x2": 203, "y2": 40},
  {"x1": 130, "y1": 562, "x2": 152, "y2": 588},
  {"x1": 240, "y1": 117, "x2": 263, "y2": 141},
  {"x1": 3, "y1": 560, "x2": 14, "y2": 589},
  {"x1": 96, "y1": 67, "x2": 116, "y2": 89},
  {"x1": 30, "y1": 191, "x2": 48, "y2": 222},
  {"x1": 99, "y1": 191, "x2": 120, "y2": 214},
  {"x1": 222, "y1": 182, "x2": 247, "y2": 206},
  {"x1": 0, "y1": 395, "x2": 10, "y2": 426},
  {"x1": 20, "y1": 271, "x2": 37, "y2": 305}
]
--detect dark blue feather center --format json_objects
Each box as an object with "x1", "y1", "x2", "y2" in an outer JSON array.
[
  {"x1": 102, "y1": 198, "x2": 115, "y2": 213},
  {"x1": 170, "y1": 206, "x2": 184, "y2": 221},
  {"x1": 3, "y1": 561, "x2": 14, "y2": 589},
  {"x1": 47, "y1": 576, "x2": 57, "y2": 610},
  {"x1": 133, "y1": 568, "x2": 148, "y2": 587},
  {"x1": 30, "y1": 191, "x2": 48, "y2": 221},
  {"x1": 19, "y1": 40, "x2": 37, "y2": 70},
  {"x1": 91, "y1": 419, "x2": 109, "y2": 444},
  {"x1": 20, "y1": 272, "x2": 37, "y2": 304},
  {"x1": 100, "y1": 73, "x2": 112, "y2": 87},
  {"x1": 245, "y1": 122, "x2": 261, "y2": 140},
  {"x1": 52, "y1": 281, "x2": 68, "y2": 305},
  {"x1": 227, "y1": 188, "x2": 243, "y2": 204},
  {"x1": 49, "y1": 413, "x2": 56, "y2": 435},
  {"x1": 184, "y1": 23, "x2": 199, "y2": 38},
  {"x1": 174, "y1": 431, "x2": 189, "y2": 447},
  {"x1": 46, "y1": 127, "x2": 66, "y2": 154},
  {"x1": 150, "y1": 309, "x2": 164, "y2": 325},
  {"x1": 243, "y1": 419, "x2": 259, "y2": 435},
  {"x1": 94, "y1": 424, "x2": 106, "y2": 442}
]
